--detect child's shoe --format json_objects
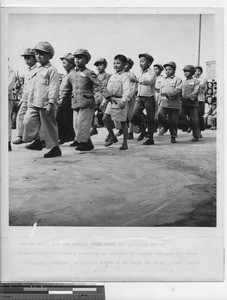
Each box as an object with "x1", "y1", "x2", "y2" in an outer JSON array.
[{"x1": 44, "y1": 146, "x2": 62, "y2": 158}]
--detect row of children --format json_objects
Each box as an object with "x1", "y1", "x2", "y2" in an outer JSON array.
[{"x1": 9, "y1": 41, "x2": 209, "y2": 157}]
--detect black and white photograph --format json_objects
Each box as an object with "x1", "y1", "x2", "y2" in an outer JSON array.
[
  {"x1": 7, "y1": 9, "x2": 220, "y2": 227},
  {"x1": 1, "y1": 1, "x2": 226, "y2": 297}
]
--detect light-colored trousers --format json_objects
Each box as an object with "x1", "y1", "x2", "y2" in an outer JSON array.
[
  {"x1": 8, "y1": 99, "x2": 14, "y2": 141},
  {"x1": 16, "y1": 101, "x2": 28, "y2": 137},
  {"x1": 73, "y1": 107, "x2": 94, "y2": 143},
  {"x1": 23, "y1": 106, "x2": 59, "y2": 149}
]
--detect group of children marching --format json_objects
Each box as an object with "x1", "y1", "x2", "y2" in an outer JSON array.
[{"x1": 8, "y1": 41, "x2": 210, "y2": 158}]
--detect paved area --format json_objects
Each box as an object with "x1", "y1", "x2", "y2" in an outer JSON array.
[{"x1": 9, "y1": 128, "x2": 216, "y2": 227}]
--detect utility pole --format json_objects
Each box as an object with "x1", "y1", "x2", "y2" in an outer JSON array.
[{"x1": 198, "y1": 14, "x2": 202, "y2": 65}]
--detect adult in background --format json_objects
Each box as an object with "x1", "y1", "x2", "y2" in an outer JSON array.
[{"x1": 157, "y1": 62, "x2": 182, "y2": 143}]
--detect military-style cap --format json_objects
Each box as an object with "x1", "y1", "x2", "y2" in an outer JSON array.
[
  {"x1": 163, "y1": 62, "x2": 176, "y2": 70},
  {"x1": 34, "y1": 41, "x2": 55, "y2": 58},
  {"x1": 126, "y1": 58, "x2": 134, "y2": 67},
  {"x1": 74, "y1": 49, "x2": 91, "y2": 63},
  {"x1": 195, "y1": 65, "x2": 203, "y2": 73},
  {"x1": 21, "y1": 48, "x2": 36, "y2": 57},
  {"x1": 60, "y1": 53, "x2": 75, "y2": 64},
  {"x1": 154, "y1": 63, "x2": 164, "y2": 71},
  {"x1": 183, "y1": 65, "x2": 196, "y2": 74},
  {"x1": 138, "y1": 53, "x2": 154, "y2": 63},
  {"x1": 94, "y1": 57, "x2": 107, "y2": 66}
]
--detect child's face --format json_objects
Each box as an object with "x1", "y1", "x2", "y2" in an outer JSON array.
[
  {"x1": 62, "y1": 59, "x2": 72, "y2": 72},
  {"x1": 74, "y1": 55, "x2": 87, "y2": 68},
  {"x1": 24, "y1": 55, "x2": 36, "y2": 67},
  {"x1": 96, "y1": 63, "x2": 106, "y2": 73},
  {"x1": 195, "y1": 69, "x2": 202, "y2": 77},
  {"x1": 124, "y1": 63, "x2": 131, "y2": 72},
  {"x1": 113, "y1": 59, "x2": 125, "y2": 73},
  {"x1": 207, "y1": 97, "x2": 212, "y2": 104},
  {"x1": 154, "y1": 66, "x2": 162, "y2": 76},
  {"x1": 165, "y1": 66, "x2": 175, "y2": 77},
  {"x1": 139, "y1": 57, "x2": 151, "y2": 71},
  {"x1": 35, "y1": 50, "x2": 51, "y2": 65},
  {"x1": 184, "y1": 70, "x2": 193, "y2": 79}
]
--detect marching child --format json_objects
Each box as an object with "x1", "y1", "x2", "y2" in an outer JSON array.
[
  {"x1": 104, "y1": 54, "x2": 130, "y2": 150},
  {"x1": 178, "y1": 65, "x2": 201, "y2": 142},
  {"x1": 23, "y1": 41, "x2": 61, "y2": 158},
  {"x1": 57, "y1": 53, "x2": 75, "y2": 144},
  {"x1": 91, "y1": 57, "x2": 111, "y2": 135},
  {"x1": 61, "y1": 49, "x2": 112, "y2": 151},
  {"x1": 13, "y1": 49, "x2": 37, "y2": 145},
  {"x1": 130, "y1": 53, "x2": 157, "y2": 145}
]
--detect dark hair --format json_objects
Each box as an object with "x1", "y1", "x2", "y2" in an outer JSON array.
[
  {"x1": 195, "y1": 66, "x2": 203, "y2": 73},
  {"x1": 114, "y1": 54, "x2": 127, "y2": 64}
]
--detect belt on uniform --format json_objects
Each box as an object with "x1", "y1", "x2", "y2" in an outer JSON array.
[{"x1": 112, "y1": 95, "x2": 122, "y2": 98}]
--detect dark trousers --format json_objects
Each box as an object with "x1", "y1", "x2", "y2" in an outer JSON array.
[
  {"x1": 181, "y1": 106, "x2": 201, "y2": 138},
  {"x1": 56, "y1": 98, "x2": 75, "y2": 141},
  {"x1": 158, "y1": 107, "x2": 179, "y2": 138},
  {"x1": 198, "y1": 101, "x2": 205, "y2": 131},
  {"x1": 130, "y1": 96, "x2": 156, "y2": 135}
]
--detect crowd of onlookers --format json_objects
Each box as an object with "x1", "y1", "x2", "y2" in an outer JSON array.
[{"x1": 8, "y1": 41, "x2": 217, "y2": 157}]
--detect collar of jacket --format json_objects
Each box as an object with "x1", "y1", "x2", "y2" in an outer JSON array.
[
  {"x1": 77, "y1": 66, "x2": 86, "y2": 72},
  {"x1": 141, "y1": 67, "x2": 151, "y2": 74},
  {"x1": 39, "y1": 62, "x2": 51, "y2": 68},
  {"x1": 116, "y1": 70, "x2": 124, "y2": 75},
  {"x1": 29, "y1": 63, "x2": 37, "y2": 70},
  {"x1": 165, "y1": 75, "x2": 175, "y2": 79}
]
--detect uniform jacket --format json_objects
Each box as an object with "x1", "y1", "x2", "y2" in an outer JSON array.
[
  {"x1": 62, "y1": 67, "x2": 111, "y2": 109},
  {"x1": 160, "y1": 75, "x2": 182, "y2": 109},
  {"x1": 178, "y1": 77, "x2": 200, "y2": 107},
  {"x1": 21, "y1": 64, "x2": 37, "y2": 103},
  {"x1": 194, "y1": 75, "x2": 207, "y2": 102},
  {"x1": 107, "y1": 71, "x2": 130, "y2": 103},
  {"x1": 155, "y1": 74, "x2": 164, "y2": 93},
  {"x1": 125, "y1": 71, "x2": 138, "y2": 100},
  {"x1": 59, "y1": 68, "x2": 74, "y2": 104},
  {"x1": 94, "y1": 71, "x2": 111, "y2": 105},
  {"x1": 137, "y1": 67, "x2": 157, "y2": 97},
  {"x1": 31, "y1": 62, "x2": 60, "y2": 109}
]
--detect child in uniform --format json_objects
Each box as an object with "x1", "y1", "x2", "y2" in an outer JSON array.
[
  {"x1": 23, "y1": 41, "x2": 61, "y2": 158},
  {"x1": 178, "y1": 65, "x2": 201, "y2": 142},
  {"x1": 194, "y1": 65, "x2": 207, "y2": 136},
  {"x1": 13, "y1": 49, "x2": 37, "y2": 145},
  {"x1": 57, "y1": 53, "x2": 75, "y2": 144},
  {"x1": 61, "y1": 49, "x2": 112, "y2": 151},
  {"x1": 130, "y1": 53, "x2": 157, "y2": 145},
  {"x1": 157, "y1": 61, "x2": 182, "y2": 143},
  {"x1": 91, "y1": 57, "x2": 111, "y2": 135},
  {"x1": 105, "y1": 54, "x2": 130, "y2": 150},
  {"x1": 124, "y1": 58, "x2": 138, "y2": 140}
]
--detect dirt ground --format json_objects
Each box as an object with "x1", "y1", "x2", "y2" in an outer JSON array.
[{"x1": 9, "y1": 128, "x2": 216, "y2": 227}]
